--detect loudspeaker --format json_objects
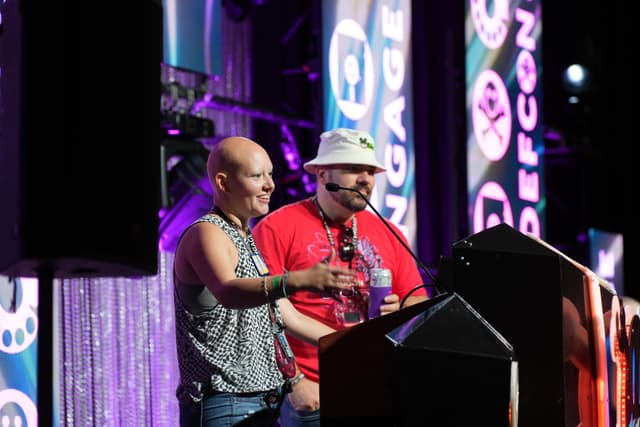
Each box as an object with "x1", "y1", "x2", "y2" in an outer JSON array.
[{"x1": 0, "y1": 1, "x2": 163, "y2": 277}]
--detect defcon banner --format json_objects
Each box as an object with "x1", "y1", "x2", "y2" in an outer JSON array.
[{"x1": 465, "y1": 0, "x2": 545, "y2": 238}]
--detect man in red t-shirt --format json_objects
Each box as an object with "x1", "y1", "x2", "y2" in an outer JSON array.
[{"x1": 252, "y1": 128, "x2": 428, "y2": 427}]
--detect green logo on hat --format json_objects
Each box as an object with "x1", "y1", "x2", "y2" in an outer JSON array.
[{"x1": 359, "y1": 137, "x2": 374, "y2": 150}]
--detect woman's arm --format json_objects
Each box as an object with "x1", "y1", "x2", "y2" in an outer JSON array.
[{"x1": 279, "y1": 298, "x2": 335, "y2": 345}]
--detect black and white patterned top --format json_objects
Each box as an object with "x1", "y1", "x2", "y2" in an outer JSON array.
[{"x1": 174, "y1": 214, "x2": 283, "y2": 404}]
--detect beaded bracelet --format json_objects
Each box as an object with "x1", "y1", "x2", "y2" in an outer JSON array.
[
  {"x1": 289, "y1": 372, "x2": 305, "y2": 386},
  {"x1": 281, "y1": 271, "x2": 290, "y2": 298},
  {"x1": 262, "y1": 276, "x2": 269, "y2": 299}
]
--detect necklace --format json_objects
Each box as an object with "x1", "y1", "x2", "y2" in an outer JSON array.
[
  {"x1": 212, "y1": 207, "x2": 269, "y2": 275},
  {"x1": 313, "y1": 197, "x2": 367, "y2": 327},
  {"x1": 312, "y1": 197, "x2": 358, "y2": 263},
  {"x1": 212, "y1": 207, "x2": 250, "y2": 234}
]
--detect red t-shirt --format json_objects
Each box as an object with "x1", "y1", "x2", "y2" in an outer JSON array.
[{"x1": 252, "y1": 198, "x2": 425, "y2": 382}]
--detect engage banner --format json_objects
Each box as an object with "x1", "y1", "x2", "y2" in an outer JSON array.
[{"x1": 322, "y1": 0, "x2": 417, "y2": 247}]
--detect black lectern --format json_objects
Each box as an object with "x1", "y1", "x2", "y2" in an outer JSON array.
[
  {"x1": 319, "y1": 291, "x2": 516, "y2": 426},
  {"x1": 450, "y1": 223, "x2": 615, "y2": 427},
  {"x1": 319, "y1": 295, "x2": 447, "y2": 425}
]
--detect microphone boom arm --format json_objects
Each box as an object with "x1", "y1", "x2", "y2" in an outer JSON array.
[{"x1": 325, "y1": 183, "x2": 437, "y2": 285}]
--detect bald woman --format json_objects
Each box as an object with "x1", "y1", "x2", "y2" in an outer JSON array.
[{"x1": 173, "y1": 136, "x2": 356, "y2": 427}]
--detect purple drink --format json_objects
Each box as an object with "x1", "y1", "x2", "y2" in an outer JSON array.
[{"x1": 368, "y1": 268, "x2": 392, "y2": 319}]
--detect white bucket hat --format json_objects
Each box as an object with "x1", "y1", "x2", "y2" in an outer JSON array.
[{"x1": 303, "y1": 128, "x2": 386, "y2": 174}]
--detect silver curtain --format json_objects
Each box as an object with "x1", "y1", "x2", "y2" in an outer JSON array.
[
  {"x1": 57, "y1": 252, "x2": 179, "y2": 427},
  {"x1": 57, "y1": 12, "x2": 252, "y2": 426}
]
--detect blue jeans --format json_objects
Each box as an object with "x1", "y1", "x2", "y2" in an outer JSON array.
[
  {"x1": 180, "y1": 390, "x2": 281, "y2": 427},
  {"x1": 277, "y1": 394, "x2": 320, "y2": 427}
]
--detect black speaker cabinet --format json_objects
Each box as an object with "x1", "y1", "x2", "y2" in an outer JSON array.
[
  {"x1": 0, "y1": 1, "x2": 162, "y2": 277},
  {"x1": 450, "y1": 223, "x2": 616, "y2": 427}
]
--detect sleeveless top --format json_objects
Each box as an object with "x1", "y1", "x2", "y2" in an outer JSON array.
[{"x1": 174, "y1": 214, "x2": 283, "y2": 404}]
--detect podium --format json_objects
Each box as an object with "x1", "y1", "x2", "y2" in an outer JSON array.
[
  {"x1": 318, "y1": 296, "x2": 443, "y2": 425},
  {"x1": 319, "y1": 223, "x2": 618, "y2": 427},
  {"x1": 319, "y1": 292, "x2": 516, "y2": 426},
  {"x1": 449, "y1": 223, "x2": 615, "y2": 427}
]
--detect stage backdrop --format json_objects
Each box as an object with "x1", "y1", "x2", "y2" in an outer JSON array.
[
  {"x1": 162, "y1": 0, "x2": 223, "y2": 77},
  {"x1": 465, "y1": 0, "x2": 545, "y2": 238},
  {"x1": 322, "y1": 0, "x2": 417, "y2": 247},
  {"x1": 588, "y1": 228, "x2": 624, "y2": 296},
  {"x1": 0, "y1": 277, "x2": 40, "y2": 426}
]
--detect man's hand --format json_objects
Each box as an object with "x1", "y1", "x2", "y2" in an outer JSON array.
[{"x1": 379, "y1": 293, "x2": 400, "y2": 315}]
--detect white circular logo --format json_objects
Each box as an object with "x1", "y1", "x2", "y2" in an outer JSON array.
[
  {"x1": 328, "y1": 19, "x2": 374, "y2": 120},
  {"x1": 471, "y1": 69, "x2": 512, "y2": 161},
  {"x1": 0, "y1": 278, "x2": 38, "y2": 354},
  {"x1": 473, "y1": 181, "x2": 514, "y2": 233},
  {"x1": 0, "y1": 389, "x2": 37, "y2": 427},
  {"x1": 470, "y1": 0, "x2": 510, "y2": 49}
]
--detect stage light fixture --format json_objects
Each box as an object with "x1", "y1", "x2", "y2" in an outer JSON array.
[
  {"x1": 160, "y1": 138, "x2": 210, "y2": 212},
  {"x1": 158, "y1": 138, "x2": 212, "y2": 252},
  {"x1": 161, "y1": 111, "x2": 215, "y2": 139},
  {"x1": 562, "y1": 63, "x2": 591, "y2": 95}
]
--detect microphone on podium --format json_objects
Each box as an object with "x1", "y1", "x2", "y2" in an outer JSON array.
[{"x1": 324, "y1": 182, "x2": 442, "y2": 297}]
